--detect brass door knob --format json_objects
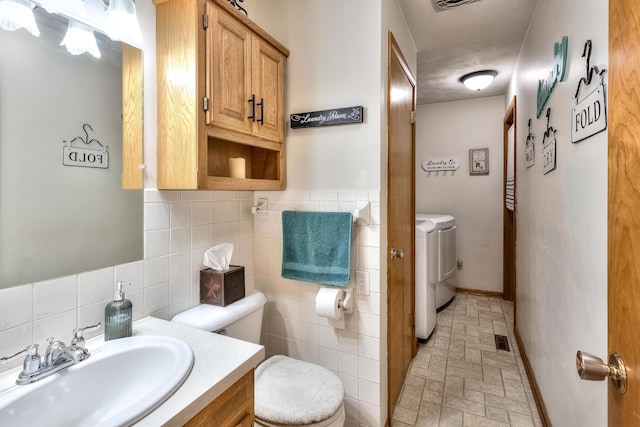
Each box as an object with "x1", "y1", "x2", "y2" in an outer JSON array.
[{"x1": 576, "y1": 351, "x2": 627, "y2": 393}]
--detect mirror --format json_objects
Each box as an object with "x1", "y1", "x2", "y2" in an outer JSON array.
[{"x1": 0, "y1": 8, "x2": 143, "y2": 289}]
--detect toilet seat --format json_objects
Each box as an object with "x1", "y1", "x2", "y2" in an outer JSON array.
[
  {"x1": 254, "y1": 355, "x2": 345, "y2": 427},
  {"x1": 255, "y1": 405, "x2": 345, "y2": 427}
]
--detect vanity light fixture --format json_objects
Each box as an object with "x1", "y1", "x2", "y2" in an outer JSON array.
[
  {"x1": 104, "y1": 0, "x2": 142, "y2": 46},
  {"x1": 0, "y1": 0, "x2": 40, "y2": 36},
  {"x1": 61, "y1": 19, "x2": 101, "y2": 58},
  {"x1": 460, "y1": 70, "x2": 498, "y2": 91},
  {"x1": 40, "y1": 0, "x2": 84, "y2": 14}
]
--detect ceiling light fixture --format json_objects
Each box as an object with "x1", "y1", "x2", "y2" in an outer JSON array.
[
  {"x1": 104, "y1": 0, "x2": 142, "y2": 46},
  {"x1": 460, "y1": 70, "x2": 497, "y2": 91},
  {"x1": 0, "y1": 0, "x2": 40, "y2": 36},
  {"x1": 61, "y1": 19, "x2": 101, "y2": 58}
]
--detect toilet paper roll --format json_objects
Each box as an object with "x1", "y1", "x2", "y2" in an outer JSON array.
[
  {"x1": 315, "y1": 288, "x2": 344, "y2": 320},
  {"x1": 228, "y1": 157, "x2": 246, "y2": 179}
]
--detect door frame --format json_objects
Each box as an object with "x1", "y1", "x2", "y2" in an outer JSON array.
[{"x1": 503, "y1": 97, "x2": 517, "y2": 304}]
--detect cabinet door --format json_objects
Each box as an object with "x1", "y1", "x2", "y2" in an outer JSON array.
[
  {"x1": 207, "y1": 4, "x2": 253, "y2": 136},
  {"x1": 185, "y1": 369, "x2": 254, "y2": 427},
  {"x1": 252, "y1": 37, "x2": 286, "y2": 143}
]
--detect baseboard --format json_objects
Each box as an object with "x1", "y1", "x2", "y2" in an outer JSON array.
[
  {"x1": 455, "y1": 287, "x2": 503, "y2": 299},
  {"x1": 514, "y1": 326, "x2": 552, "y2": 427}
]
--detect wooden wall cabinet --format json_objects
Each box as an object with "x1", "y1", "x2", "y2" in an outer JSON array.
[
  {"x1": 185, "y1": 369, "x2": 254, "y2": 427},
  {"x1": 154, "y1": 0, "x2": 289, "y2": 190}
]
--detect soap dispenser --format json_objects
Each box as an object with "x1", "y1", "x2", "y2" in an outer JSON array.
[{"x1": 104, "y1": 281, "x2": 132, "y2": 341}]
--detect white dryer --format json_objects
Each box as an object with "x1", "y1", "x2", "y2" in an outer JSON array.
[
  {"x1": 416, "y1": 213, "x2": 457, "y2": 310},
  {"x1": 415, "y1": 219, "x2": 437, "y2": 341}
]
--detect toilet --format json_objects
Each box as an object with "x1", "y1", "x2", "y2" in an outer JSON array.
[{"x1": 171, "y1": 291, "x2": 346, "y2": 427}]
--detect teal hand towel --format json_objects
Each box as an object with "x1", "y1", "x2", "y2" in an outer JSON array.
[{"x1": 281, "y1": 211, "x2": 352, "y2": 285}]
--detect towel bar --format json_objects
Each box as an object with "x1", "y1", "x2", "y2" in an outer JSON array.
[{"x1": 251, "y1": 198, "x2": 370, "y2": 225}]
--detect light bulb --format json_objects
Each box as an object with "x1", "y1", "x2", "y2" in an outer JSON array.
[
  {"x1": 105, "y1": 0, "x2": 143, "y2": 46},
  {"x1": 0, "y1": 0, "x2": 40, "y2": 36},
  {"x1": 61, "y1": 19, "x2": 101, "y2": 58}
]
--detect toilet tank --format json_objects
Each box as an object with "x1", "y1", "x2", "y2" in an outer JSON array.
[{"x1": 171, "y1": 291, "x2": 267, "y2": 344}]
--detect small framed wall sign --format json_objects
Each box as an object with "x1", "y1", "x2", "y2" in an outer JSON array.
[
  {"x1": 290, "y1": 106, "x2": 363, "y2": 129},
  {"x1": 525, "y1": 119, "x2": 535, "y2": 168},
  {"x1": 542, "y1": 107, "x2": 557, "y2": 174},
  {"x1": 469, "y1": 148, "x2": 489, "y2": 175}
]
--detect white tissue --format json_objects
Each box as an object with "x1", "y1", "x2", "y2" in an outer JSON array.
[
  {"x1": 315, "y1": 288, "x2": 344, "y2": 320},
  {"x1": 203, "y1": 243, "x2": 234, "y2": 271}
]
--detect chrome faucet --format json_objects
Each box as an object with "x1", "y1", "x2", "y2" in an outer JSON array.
[{"x1": 0, "y1": 323, "x2": 100, "y2": 385}]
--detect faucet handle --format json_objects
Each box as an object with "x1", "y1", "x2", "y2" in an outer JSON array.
[
  {"x1": 0, "y1": 344, "x2": 41, "y2": 375},
  {"x1": 22, "y1": 344, "x2": 41, "y2": 375},
  {"x1": 0, "y1": 344, "x2": 39, "y2": 365},
  {"x1": 71, "y1": 322, "x2": 101, "y2": 348}
]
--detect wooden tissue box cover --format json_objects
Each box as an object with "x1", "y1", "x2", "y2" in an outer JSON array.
[{"x1": 200, "y1": 265, "x2": 245, "y2": 307}]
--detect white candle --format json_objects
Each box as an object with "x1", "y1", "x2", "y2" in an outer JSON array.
[{"x1": 228, "y1": 157, "x2": 246, "y2": 179}]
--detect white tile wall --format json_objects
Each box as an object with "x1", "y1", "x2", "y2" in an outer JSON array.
[
  {"x1": 0, "y1": 188, "x2": 385, "y2": 426},
  {"x1": 0, "y1": 189, "x2": 255, "y2": 374},
  {"x1": 254, "y1": 190, "x2": 382, "y2": 426}
]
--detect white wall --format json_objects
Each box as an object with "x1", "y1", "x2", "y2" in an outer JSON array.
[
  {"x1": 506, "y1": 0, "x2": 608, "y2": 425},
  {"x1": 0, "y1": 1, "x2": 417, "y2": 426},
  {"x1": 415, "y1": 96, "x2": 505, "y2": 293},
  {"x1": 0, "y1": 190, "x2": 256, "y2": 373},
  {"x1": 252, "y1": 190, "x2": 382, "y2": 426},
  {"x1": 249, "y1": 1, "x2": 416, "y2": 425}
]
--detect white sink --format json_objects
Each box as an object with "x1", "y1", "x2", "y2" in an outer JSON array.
[{"x1": 0, "y1": 335, "x2": 194, "y2": 427}]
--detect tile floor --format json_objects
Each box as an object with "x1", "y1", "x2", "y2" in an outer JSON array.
[{"x1": 392, "y1": 294, "x2": 542, "y2": 427}]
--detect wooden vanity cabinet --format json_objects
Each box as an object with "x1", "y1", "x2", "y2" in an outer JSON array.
[
  {"x1": 154, "y1": 0, "x2": 289, "y2": 190},
  {"x1": 185, "y1": 369, "x2": 254, "y2": 427}
]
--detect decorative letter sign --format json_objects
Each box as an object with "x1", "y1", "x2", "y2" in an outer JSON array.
[
  {"x1": 571, "y1": 40, "x2": 607, "y2": 143},
  {"x1": 541, "y1": 108, "x2": 557, "y2": 175},
  {"x1": 62, "y1": 124, "x2": 109, "y2": 169},
  {"x1": 537, "y1": 36, "x2": 568, "y2": 118},
  {"x1": 525, "y1": 119, "x2": 535, "y2": 169},
  {"x1": 421, "y1": 157, "x2": 461, "y2": 173},
  {"x1": 290, "y1": 106, "x2": 363, "y2": 129}
]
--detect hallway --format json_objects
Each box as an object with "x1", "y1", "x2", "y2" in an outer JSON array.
[{"x1": 391, "y1": 294, "x2": 542, "y2": 426}]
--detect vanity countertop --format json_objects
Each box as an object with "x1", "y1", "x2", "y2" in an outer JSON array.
[{"x1": 128, "y1": 316, "x2": 264, "y2": 426}]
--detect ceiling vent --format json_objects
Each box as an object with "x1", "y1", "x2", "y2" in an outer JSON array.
[{"x1": 431, "y1": 0, "x2": 481, "y2": 12}]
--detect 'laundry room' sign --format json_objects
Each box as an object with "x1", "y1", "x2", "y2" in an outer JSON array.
[{"x1": 421, "y1": 157, "x2": 461, "y2": 172}]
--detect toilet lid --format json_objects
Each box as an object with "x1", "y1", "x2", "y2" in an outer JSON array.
[{"x1": 255, "y1": 355, "x2": 345, "y2": 425}]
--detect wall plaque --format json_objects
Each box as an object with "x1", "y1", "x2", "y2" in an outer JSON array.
[
  {"x1": 290, "y1": 106, "x2": 363, "y2": 129},
  {"x1": 525, "y1": 119, "x2": 535, "y2": 168},
  {"x1": 469, "y1": 148, "x2": 489, "y2": 175},
  {"x1": 541, "y1": 108, "x2": 557, "y2": 175},
  {"x1": 421, "y1": 157, "x2": 461, "y2": 172},
  {"x1": 572, "y1": 40, "x2": 607, "y2": 143},
  {"x1": 62, "y1": 124, "x2": 109, "y2": 169}
]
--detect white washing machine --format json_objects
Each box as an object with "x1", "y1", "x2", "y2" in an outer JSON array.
[
  {"x1": 416, "y1": 213, "x2": 457, "y2": 310},
  {"x1": 415, "y1": 219, "x2": 437, "y2": 341}
]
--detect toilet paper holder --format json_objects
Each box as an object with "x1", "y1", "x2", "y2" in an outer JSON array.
[
  {"x1": 338, "y1": 289, "x2": 354, "y2": 314},
  {"x1": 315, "y1": 287, "x2": 354, "y2": 321}
]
